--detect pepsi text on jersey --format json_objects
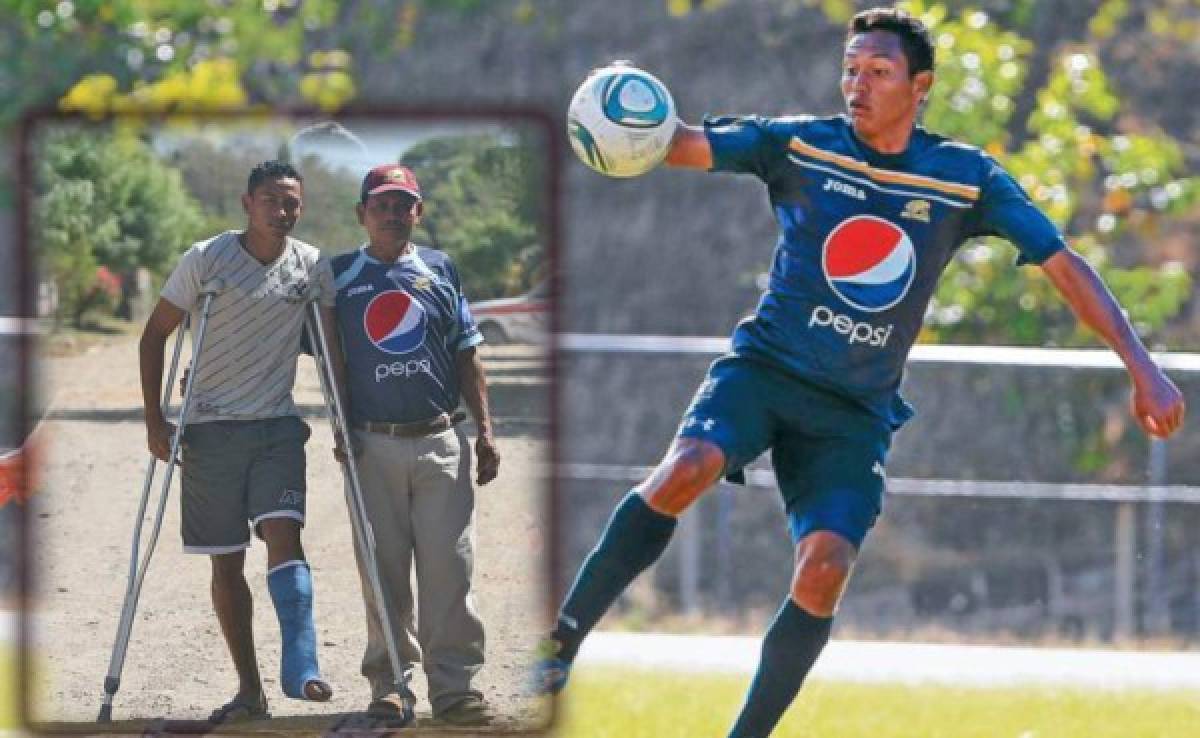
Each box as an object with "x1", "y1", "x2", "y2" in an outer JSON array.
[
  {"x1": 808, "y1": 306, "x2": 894, "y2": 346},
  {"x1": 364, "y1": 290, "x2": 437, "y2": 382}
]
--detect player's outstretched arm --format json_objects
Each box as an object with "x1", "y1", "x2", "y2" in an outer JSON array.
[
  {"x1": 664, "y1": 123, "x2": 713, "y2": 170},
  {"x1": 1041, "y1": 248, "x2": 1185, "y2": 438}
]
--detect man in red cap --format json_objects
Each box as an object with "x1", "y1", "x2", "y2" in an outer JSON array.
[{"x1": 315, "y1": 164, "x2": 499, "y2": 726}]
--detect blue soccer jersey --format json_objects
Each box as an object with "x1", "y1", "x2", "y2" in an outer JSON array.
[
  {"x1": 325, "y1": 245, "x2": 482, "y2": 424},
  {"x1": 706, "y1": 114, "x2": 1066, "y2": 426}
]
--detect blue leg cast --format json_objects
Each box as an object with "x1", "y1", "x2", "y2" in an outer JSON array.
[{"x1": 267, "y1": 560, "x2": 329, "y2": 700}]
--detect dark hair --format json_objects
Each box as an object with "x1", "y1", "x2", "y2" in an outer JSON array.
[
  {"x1": 247, "y1": 160, "x2": 302, "y2": 194},
  {"x1": 847, "y1": 7, "x2": 935, "y2": 76}
]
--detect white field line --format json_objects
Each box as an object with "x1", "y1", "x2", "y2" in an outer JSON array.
[{"x1": 580, "y1": 632, "x2": 1200, "y2": 691}]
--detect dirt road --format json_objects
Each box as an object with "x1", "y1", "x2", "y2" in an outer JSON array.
[{"x1": 30, "y1": 332, "x2": 552, "y2": 733}]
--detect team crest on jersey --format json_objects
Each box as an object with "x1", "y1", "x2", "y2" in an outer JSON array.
[
  {"x1": 821, "y1": 215, "x2": 916, "y2": 313},
  {"x1": 412, "y1": 275, "x2": 432, "y2": 290},
  {"x1": 901, "y1": 199, "x2": 931, "y2": 223},
  {"x1": 364, "y1": 290, "x2": 427, "y2": 354}
]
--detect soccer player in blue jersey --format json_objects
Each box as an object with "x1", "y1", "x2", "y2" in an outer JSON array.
[{"x1": 538, "y1": 7, "x2": 1186, "y2": 737}]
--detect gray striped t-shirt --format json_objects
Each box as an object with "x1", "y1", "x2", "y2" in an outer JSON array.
[{"x1": 161, "y1": 231, "x2": 332, "y2": 423}]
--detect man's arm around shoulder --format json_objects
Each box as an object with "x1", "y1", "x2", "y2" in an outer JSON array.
[{"x1": 1041, "y1": 248, "x2": 1185, "y2": 438}]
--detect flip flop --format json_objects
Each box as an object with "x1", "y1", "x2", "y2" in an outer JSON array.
[
  {"x1": 208, "y1": 695, "x2": 270, "y2": 725},
  {"x1": 365, "y1": 693, "x2": 415, "y2": 728},
  {"x1": 303, "y1": 678, "x2": 333, "y2": 702}
]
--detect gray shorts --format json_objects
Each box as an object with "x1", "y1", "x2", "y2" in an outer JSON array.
[{"x1": 180, "y1": 416, "x2": 310, "y2": 555}]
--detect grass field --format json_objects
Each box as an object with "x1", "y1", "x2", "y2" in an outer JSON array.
[{"x1": 551, "y1": 665, "x2": 1200, "y2": 738}]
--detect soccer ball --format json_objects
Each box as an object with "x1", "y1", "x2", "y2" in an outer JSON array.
[{"x1": 567, "y1": 62, "x2": 677, "y2": 178}]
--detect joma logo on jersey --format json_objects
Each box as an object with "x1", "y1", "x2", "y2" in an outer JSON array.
[
  {"x1": 901, "y1": 199, "x2": 931, "y2": 222},
  {"x1": 823, "y1": 178, "x2": 866, "y2": 200},
  {"x1": 347, "y1": 284, "x2": 375, "y2": 298}
]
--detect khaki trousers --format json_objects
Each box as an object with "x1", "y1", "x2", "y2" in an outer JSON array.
[{"x1": 347, "y1": 425, "x2": 485, "y2": 710}]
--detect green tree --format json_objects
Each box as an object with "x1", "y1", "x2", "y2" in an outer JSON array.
[
  {"x1": 401, "y1": 133, "x2": 544, "y2": 300},
  {"x1": 906, "y1": 1, "x2": 1196, "y2": 347},
  {"x1": 35, "y1": 177, "x2": 113, "y2": 327},
  {"x1": 35, "y1": 127, "x2": 205, "y2": 325}
]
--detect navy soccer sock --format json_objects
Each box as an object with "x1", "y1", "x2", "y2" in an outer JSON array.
[
  {"x1": 550, "y1": 491, "x2": 677, "y2": 664},
  {"x1": 727, "y1": 599, "x2": 833, "y2": 738},
  {"x1": 267, "y1": 560, "x2": 325, "y2": 700}
]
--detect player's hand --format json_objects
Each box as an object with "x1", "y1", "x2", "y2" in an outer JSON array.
[
  {"x1": 1130, "y1": 366, "x2": 1185, "y2": 438},
  {"x1": 145, "y1": 415, "x2": 180, "y2": 463},
  {"x1": 475, "y1": 432, "x2": 500, "y2": 486}
]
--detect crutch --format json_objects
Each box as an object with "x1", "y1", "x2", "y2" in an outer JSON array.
[
  {"x1": 302, "y1": 299, "x2": 410, "y2": 699},
  {"x1": 98, "y1": 279, "x2": 224, "y2": 723}
]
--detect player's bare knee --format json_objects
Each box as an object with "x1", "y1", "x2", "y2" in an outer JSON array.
[
  {"x1": 638, "y1": 440, "x2": 724, "y2": 516},
  {"x1": 210, "y1": 551, "x2": 246, "y2": 585},
  {"x1": 790, "y1": 532, "x2": 856, "y2": 616},
  {"x1": 257, "y1": 518, "x2": 304, "y2": 562}
]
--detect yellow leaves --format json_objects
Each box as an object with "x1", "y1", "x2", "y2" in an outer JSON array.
[
  {"x1": 666, "y1": 0, "x2": 731, "y2": 18},
  {"x1": 308, "y1": 50, "x2": 351, "y2": 69},
  {"x1": 301, "y1": 49, "x2": 357, "y2": 111},
  {"x1": 1088, "y1": 0, "x2": 1129, "y2": 40},
  {"x1": 59, "y1": 59, "x2": 248, "y2": 116},
  {"x1": 666, "y1": 0, "x2": 691, "y2": 16},
  {"x1": 58, "y1": 74, "x2": 119, "y2": 118},
  {"x1": 513, "y1": 0, "x2": 535, "y2": 24},
  {"x1": 300, "y1": 71, "x2": 356, "y2": 112}
]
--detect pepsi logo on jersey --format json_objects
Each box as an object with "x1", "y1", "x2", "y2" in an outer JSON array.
[
  {"x1": 808, "y1": 215, "x2": 915, "y2": 347},
  {"x1": 821, "y1": 216, "x2": 915, "y2": 313},
  {"x1": 364, "y1": 290, "x2": 427, "y2": 355}
]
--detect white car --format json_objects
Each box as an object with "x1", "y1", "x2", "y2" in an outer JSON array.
[{"x1": 470, "y1": 281, "x2": 549, "y2": 345}]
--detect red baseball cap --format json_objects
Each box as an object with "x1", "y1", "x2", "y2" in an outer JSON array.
[{"x1": 360, "y1": 164, "x2": 422, "y2": 202}]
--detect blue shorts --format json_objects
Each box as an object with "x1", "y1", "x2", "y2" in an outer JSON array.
[{"x1": 677, "y1": 355, "x2": 891, "y2": 548}]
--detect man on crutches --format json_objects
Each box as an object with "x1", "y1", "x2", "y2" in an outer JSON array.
[
  {"x1": 313, "y1": 164, "x2": 500, "y2": 726},
  {"x1": 136, "y1": 161, "x2": 334, "y2": 724}
]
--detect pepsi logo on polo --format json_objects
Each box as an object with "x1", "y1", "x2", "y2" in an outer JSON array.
[
  {"x1": 364, "y1": 290, "x2": 427, "y2": 355},
  {"x1": 821, "y1": 216, "x2": 916, "y2": 313}
]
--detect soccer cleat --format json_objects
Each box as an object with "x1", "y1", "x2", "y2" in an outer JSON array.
[{"x1": 531, "y1": 639, "x2": 571, "y2": 695}]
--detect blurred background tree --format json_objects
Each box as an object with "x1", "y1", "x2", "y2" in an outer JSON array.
[
  {"x1": 34, "y1": 127, "x2": 205, "y2": 327},
  {"x1": 903, "y1": 0, "x2": 1197, "y2": 347},
  {"x1": 402, "y1": 133, "x2": 545, "y2": 300}
]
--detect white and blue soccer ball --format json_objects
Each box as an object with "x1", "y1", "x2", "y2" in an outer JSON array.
[{"x1": 567, "y1": 62, "x2": 677, "y2": 178}]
